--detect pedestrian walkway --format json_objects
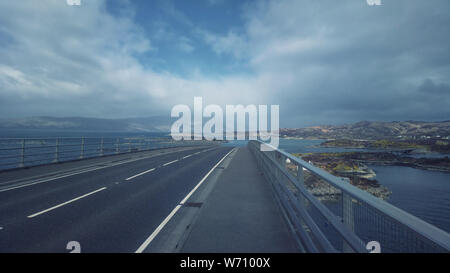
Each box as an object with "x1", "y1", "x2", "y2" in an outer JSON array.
[{"x1": 181, "y1": 147, "x2": 298, "y2": 253}]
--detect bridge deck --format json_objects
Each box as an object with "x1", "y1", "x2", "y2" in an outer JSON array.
[
  {"x1": 180, "y1": 147, "x2": 298, "y2": 253},
  {"x1": 0, "y1": 144, "x2": 298, "y2": 253}
]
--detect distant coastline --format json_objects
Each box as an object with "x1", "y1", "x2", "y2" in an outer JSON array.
[
  {"x1": 280, "y1": 121, "x2": 450, "y2": 202},
  {"x1": 281, "y1": 120, "x2": 450, "y2": 141}
]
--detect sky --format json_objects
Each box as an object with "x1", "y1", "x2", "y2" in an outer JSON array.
[{"x1": 0, "y1": 0, "x2": 449, "y2": 128}]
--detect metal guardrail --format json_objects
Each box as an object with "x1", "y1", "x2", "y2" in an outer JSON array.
[
  {"x1": 249, "y1": 140, "x2": 450, "y2": 253},
  {"x1": 0, "y1": 137, "x2": 217, "y2": 171}
]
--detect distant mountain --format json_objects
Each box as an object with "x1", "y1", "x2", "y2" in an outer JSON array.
[
  {"x1": 0, "y1": 116, "x2": 172, "y2": 132},
  {"x1": 2, "y1": 118, "x2": 449, "y2": 139},
  {"x1": 281, "y1": 121, "x2": 450, "y2": 140}
]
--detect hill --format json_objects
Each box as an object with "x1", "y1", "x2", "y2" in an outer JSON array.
[
  {"x1": 0, "y1": 116, "x2": 172, "y2": 132},
  {"x1": 281, "y1": 121, "x2": 450, "y2": 140}
]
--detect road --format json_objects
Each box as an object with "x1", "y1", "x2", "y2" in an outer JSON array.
[{"x1": 0, "y1": 145, "x2": 233, "y2": 253}]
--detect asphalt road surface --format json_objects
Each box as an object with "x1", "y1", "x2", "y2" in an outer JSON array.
[{"x1": 0, "y1": 145, "x2": 232, "y2": 253}]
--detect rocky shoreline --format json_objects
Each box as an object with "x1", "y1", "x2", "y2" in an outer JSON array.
[
  {"x1": 334, "y1": 152, "x2": 450, "y2": 173},
  {"x1": 292, "y1": 152, "x2": 393, "y2": 201},
  {"x1": 320, "y1": 138, "x2": 450, "y2": 154}
]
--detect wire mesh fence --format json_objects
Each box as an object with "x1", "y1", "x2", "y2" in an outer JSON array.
[
  {"x1": 249, "y1": 140, "x2": 450, "y2": 253},
  {"x1": 0, "y1": 137, "x2": 214, "y2": 171}
]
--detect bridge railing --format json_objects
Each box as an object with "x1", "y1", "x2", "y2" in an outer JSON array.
[
  {"x1": 0, "y1": 137, "x2": 215, "y2": 171},
  {"x1": 249, "y1": 140, "x2": 450, "y2": 253}
]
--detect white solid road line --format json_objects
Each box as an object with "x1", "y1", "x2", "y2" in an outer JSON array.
[
  {"x1": 27, "y1": 187, "x2": 107, "y2": 218},
  {"x1": 135, "y1": 204, "x2": 182, "y2": 253},
  {"x1": 135, "y1": 148, "x2": 235, "y2": 253},
  {"x1": 125, "y1": 168, "x2": 155, "y2": 181},
  {"x1": 182, "y1": 154, "x2": 192, "y2": 159},
  {"x1": 179, "y1": 149, "x2": 234, "y2": 205},
  {"x1": 163, "y1": 159, "x2": 178, "y2": 166}
]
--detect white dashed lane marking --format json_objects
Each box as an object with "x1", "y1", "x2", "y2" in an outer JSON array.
[
  {"x1": 125, "y1": 168, "x2": 156, "y2": 181},
  {"x1": 162, "y1": 159, "x2": 178, "y2": 166}
]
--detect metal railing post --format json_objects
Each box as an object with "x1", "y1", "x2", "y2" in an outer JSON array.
[
  {"x1": 296, "y1": 164, "x2": 307, "y2": 207},
  {"x1": 19, "y1": 138, "x2": 25, "y2": 167},
  {"x1": 128, "y1": 141, "x2": 132, "y2": 153},
  {"x1": 116, "y1": 138, "x2": 119, "y2": 154},
  {"x1": 342, "y1": 191, "x2": 355, "y2": 252},
  {"x1": 54, "y1": 138, "x2": 59, "y2": 163},
  {"x1": 80, "y1": 137, "x2": 84, "y2": 159},
  {"x1": 279, "y1": 154, "x2": 286, "y2": 185},
  {"x1": 297, "y1": 165, "x2": 304, "y2": 186},
  {"x1": 100, "y1": 137, "x2": 104, "y2": 156}
]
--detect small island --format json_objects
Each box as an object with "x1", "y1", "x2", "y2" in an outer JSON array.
[{"x1": 291, "y1": 152, "x2": 391, "y2": 201}]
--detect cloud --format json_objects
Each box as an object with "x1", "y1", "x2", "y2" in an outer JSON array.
[
  {"x1": 0, "y1": 65, "x2": 32, "y2": 87},
  {"x1": 0, "y1": 0, "x2": 449, "y2": 128},
  {"x1": 199, "y1": 29, "x2": 247, "y2": 59},
  {"x1": 201, "y1": 0, "x2": 450, "y2": 126},
  {"x1": 0, "y1": 0, "x2": 184, "y2": 118},
  {"x1": 177, "y1": 36, "x2": 195, "y2": 53}
]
